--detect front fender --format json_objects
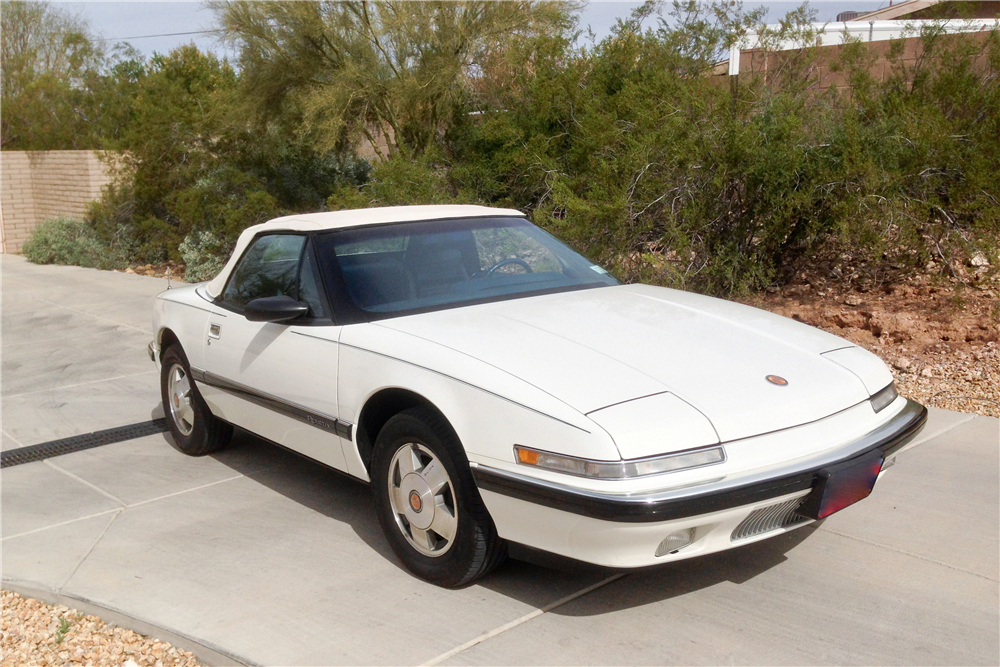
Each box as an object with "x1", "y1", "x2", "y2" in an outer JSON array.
[{"x1": 337, "y1": 324, "x2": 620, "y2": 481}]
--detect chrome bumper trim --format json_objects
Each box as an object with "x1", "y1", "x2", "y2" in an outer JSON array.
[{"x1": 471, "y1": 399, "x2": 927, "y2": 523}]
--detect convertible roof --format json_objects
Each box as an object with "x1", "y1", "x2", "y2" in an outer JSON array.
[{"x1": 204, "y1": 205, "x2": 525, "y2": 297}]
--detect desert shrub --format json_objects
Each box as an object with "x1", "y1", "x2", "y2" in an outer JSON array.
[
  {"x1": 85, "y1": 45, "x2": 371, "y2": 264},
  {"x1": 178, "y1": 230, "x2": 229, "y2": 283},
  {"x1": 327, "y1": 153, "x2": 472, "y2": 210},
  {"x1": 448, "y1": 5, "x2": 1000, "y2": 294},
  {"x1": 22, "y1": 217, "x2": 110, "y2": 268},
  {"x1": 26, "y1": 4, "x2": 995, "y2": 295}
]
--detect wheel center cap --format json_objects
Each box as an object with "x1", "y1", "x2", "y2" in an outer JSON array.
[
  {"x1": 408, "y1": 490, "x2": 423, "y2": 513},
  {"x1": 400, "y1": 473, "x2": 434, "y2": 530}
]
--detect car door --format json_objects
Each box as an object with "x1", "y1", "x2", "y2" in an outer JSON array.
[{"x1": 197, "y1": 233, "x2": 349, "y2": 471}]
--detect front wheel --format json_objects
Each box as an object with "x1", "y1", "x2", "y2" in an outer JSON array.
[
  {"x1": 160, "y1": 345, "x2": 232, "y2": 456},
  {"x1": 371, "y1": 407, "x2": 506, "y2": 587}
]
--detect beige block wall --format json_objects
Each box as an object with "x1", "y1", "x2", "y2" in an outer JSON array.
[{"x1": 0, "y1": 150, "x2": 114, "y2": 254}]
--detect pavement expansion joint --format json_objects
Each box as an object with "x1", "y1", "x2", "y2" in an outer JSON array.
[
  {"x1": 818, "y1": 526, "x2": 998, "y2": 582},
  {"x1": 1, "y1": 474, "x2": 246, "y2": 542},
  {"x1": 419, "y1": 573, "x2": 626, "y2": 666},
  {"x1": 34, "y1": 296, "x2": 153, "y2": 335},
  {"x1": 57, "y1": 510, "x2": 122, "y2": 593},
  {"x1": 897, "y1": 412, "x2": 977, "y2": 455},
  {"x1": 4, "y1": 370, "x2": 158, "y2": 399},
  {"x1": 45, "y1": 459, "x2": 127, "y2": 506}
]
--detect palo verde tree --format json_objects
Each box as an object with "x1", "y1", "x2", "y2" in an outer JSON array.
[
  {"x1": 212, "y1": 0, "x2": 578, "y2": 158},
  {"x1": 0, "y1": 0, "x2": 103, "y2": 148}
]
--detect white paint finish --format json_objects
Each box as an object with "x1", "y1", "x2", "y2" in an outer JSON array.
[
  {"x1": 376, "y1": 306, "x2": 667, "y2": 416},
  {"x1": 381, "y1": 284, "x2": 871, "y2": 442},
  {"x1": 205, "y1": 205, "x2": 523, "y2": 297},
  {"x1": 200, "y1": 312, "x2": 347, "y2": 472},
  {"x1": 338, "y1": 323, "x2": 600, "y2": 439},
  {"x1": 337, "y1": 333, "x2": 621, "y2": 465},
  {"x1": 153, "y1": 285, "x2": 212, "y2": 370},
  {"x1": 822, "y1": 345, "x2": 895, "y2": 395},
  {"x1": 481, "y1": 487, "x2": 813, "y2": 568},
  {"x1": 719, "y1": 398, "x2": 896, "y2": 481},
  {"x1": 586, "y1": 392, "x2": 719, "y2": 459},
  {"x1": 473, "y1": 399, "x2": 900, "y2": 549}
]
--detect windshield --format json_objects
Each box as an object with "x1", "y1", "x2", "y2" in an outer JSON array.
[{"x1": 315, "y1": 217, "x2": 618, "y2": 317}]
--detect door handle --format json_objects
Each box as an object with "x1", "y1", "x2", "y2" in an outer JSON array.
[{"x1": 208, "y1": 323, "x2": 222, "y2": 340}]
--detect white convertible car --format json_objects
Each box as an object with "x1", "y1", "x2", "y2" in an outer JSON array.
[{"x1": 150, "y1": 205, "x2": 926, "y2": 587}]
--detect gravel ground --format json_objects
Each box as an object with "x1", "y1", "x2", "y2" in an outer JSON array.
[
  {"x1": 890, "y1": 342, "x2": 1000, "y2": 417},
  {"x1": 755, "y1": 273, "x2": 1000, "y2": 418},
  {"x1": 1, "y1": 590, "x2": 204, "y2": 667}
]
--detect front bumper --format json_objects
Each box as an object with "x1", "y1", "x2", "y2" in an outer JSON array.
[
  {"x1": 472, "y1": 398, "x2": 926, "y2": 567},
  {"x1": 472, "y1": 399, "x2": 926, "y2": 523}
]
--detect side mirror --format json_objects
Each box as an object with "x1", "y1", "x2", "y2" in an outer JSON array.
[{"x1": 244, "y1": 296, "x2": 309, "y2": 323}]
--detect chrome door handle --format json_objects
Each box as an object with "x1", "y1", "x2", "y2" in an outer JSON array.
[{"x1": 209, "y1": 323, "x2": 221, "y2": 340}]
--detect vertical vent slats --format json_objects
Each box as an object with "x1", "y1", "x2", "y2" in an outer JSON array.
[{"x1": 731, "y1": 497, "x2": 809, "y2": 542}]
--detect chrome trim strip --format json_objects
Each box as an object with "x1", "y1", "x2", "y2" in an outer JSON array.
[
  {"x1": 190, "y1": 367, "x2": 353, "y2": 440},
  {"x1": 472, "y1": 399, "x2": 927, "y2": 523}
]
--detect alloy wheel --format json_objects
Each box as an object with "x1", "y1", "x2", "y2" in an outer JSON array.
[{"x1": 387, "y1": 442, "x2": 458, "y2": 557}]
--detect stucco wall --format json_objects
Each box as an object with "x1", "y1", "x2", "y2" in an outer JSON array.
[
  {"x1": 0, "y1": 150, "x2": 114, "y2": 254},
  {"x1": 718, "y1": 31, "x2": 994, "y2": 99}
]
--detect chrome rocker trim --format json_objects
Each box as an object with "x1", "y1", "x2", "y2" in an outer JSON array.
[{"x1": 471, "y1": 399, "x2": 927, "y2": 523}]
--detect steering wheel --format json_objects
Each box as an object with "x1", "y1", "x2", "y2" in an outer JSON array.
[{"x1": 486, "y1": 258, "x2": 534, "y2": 276}]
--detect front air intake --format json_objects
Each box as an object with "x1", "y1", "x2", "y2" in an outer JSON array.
[{"x1": 731, "y1": 497, "x2": 809, "y2": 542}]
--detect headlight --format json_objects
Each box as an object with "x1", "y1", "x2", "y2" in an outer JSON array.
[
  {"x1": 513, "y1": 444, "x2": 726, "y2": 479},
  {"x1": 870, "y1": 382, "x2": 899, "y2": 413}
]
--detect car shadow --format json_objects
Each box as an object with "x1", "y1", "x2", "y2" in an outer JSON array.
[{"x1": 207, "y1": 427, "x2": 821, "y2": 616}]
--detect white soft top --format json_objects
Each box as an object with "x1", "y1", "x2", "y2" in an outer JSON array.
[{"x1": 205, "y1": 205, "x2": 524, "y2": 297}]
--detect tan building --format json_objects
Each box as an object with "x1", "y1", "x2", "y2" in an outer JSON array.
[{"x1": 715, "y1": 0, "x2": 998, "y2": 91}]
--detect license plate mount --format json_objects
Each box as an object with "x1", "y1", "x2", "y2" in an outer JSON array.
[{"x1": 798, "y1": 450, "x2": 884, "y2": 520}]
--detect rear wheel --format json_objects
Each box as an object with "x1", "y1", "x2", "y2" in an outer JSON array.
[
  {"x1": 371, "y1": 407, "x2": 507, "y2": 587},
  {"x1": 160, "y1": 345, "x2": 232, "y2": 456}
]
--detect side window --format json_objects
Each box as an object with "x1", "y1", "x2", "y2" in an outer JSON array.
[{"x1": 222, "y1": 235, "x2": 306, "y2": 309}]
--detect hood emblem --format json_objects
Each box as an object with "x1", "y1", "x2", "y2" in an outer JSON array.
[{"x1": 766, "y1": 375, "x2": 788, "y2": 386}]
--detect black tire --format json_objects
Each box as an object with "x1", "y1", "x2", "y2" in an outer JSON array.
[
  {"x1": 371, "y1": 406, "x2": 507, "y2": 588},
  {"x1": 160, "y1": 344, "x2": 232, "y2": 456}
]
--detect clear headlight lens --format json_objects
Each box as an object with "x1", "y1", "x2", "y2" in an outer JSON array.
[
  {"x1": 513, "y1": 444, "x2": 726, "y2": 479},
  {"x1": 870, "y1": 382, "x2": 899, "y2": 413}
]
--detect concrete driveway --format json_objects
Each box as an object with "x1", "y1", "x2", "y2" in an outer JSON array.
[{"x1": 3, "y1": 254, "x2": 998, "y2": 666}]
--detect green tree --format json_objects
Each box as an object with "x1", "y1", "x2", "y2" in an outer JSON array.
[
  {"x1": 91, "y1": 44, "x2": 369, "y2": 262},
  {"x1": 0, "y1": 0, "x2": 104, "y2": 148},
  {"x1": 213, "y1": 0, "x2": 577, "y2": 158}
]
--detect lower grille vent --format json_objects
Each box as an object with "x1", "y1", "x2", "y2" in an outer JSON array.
[{"x1": 731, "y1": 497, "x2": 809, "y2": 542}]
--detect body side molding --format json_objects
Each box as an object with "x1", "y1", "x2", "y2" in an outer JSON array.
[{"x1": 190, "y1": 367, "x2": 353, "y2": 440}]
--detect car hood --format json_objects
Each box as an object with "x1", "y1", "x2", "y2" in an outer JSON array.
[{"x1": 376, "y1": 284, "x2": 875, "y2": 444}]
